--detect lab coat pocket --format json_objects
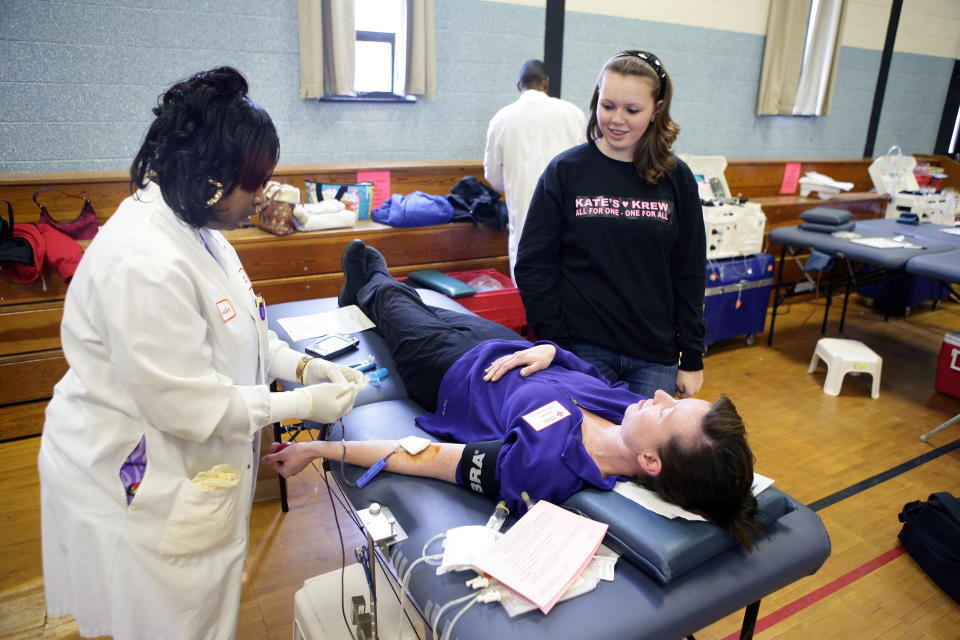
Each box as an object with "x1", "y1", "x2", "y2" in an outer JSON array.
[{"x1": 158, "y1": 467, "x2": 242, "y2": 556}]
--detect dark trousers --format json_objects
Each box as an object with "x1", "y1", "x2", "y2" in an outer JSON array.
[{"x1": 356, "y1": 271, "x2": 527, "y2": 411}]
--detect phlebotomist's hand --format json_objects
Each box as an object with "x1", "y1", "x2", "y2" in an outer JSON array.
[
  {"x1": 483, "y1": 343, "x2": 557, "y2": 382},
  {"x1": 304, "y1": 357, "x2": 366, "y2": 387},
  {"x1": 289, "y1": 382, "x2": 362, "y2": 423}
]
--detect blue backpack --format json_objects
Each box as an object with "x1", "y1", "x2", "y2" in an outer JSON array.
[{"x1": 898, "y1": 492, "x2": 960, "y2": 603}]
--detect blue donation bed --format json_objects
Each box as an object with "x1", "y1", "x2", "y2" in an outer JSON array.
[
  {"x1": 767, "y1": 218, "x2": 960, "y2": 345},
  {"x1": 268, "y1": 292, "x2": 831, "y2": 640}
]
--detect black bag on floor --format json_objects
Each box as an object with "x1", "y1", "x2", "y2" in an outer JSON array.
[{"x1": 897, "y1": 492, "x2": 960, "y2": 603}]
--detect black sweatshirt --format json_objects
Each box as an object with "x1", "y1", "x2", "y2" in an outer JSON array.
[{"x1": 515, "y1": 141, "x2": 706, "y2": 371}]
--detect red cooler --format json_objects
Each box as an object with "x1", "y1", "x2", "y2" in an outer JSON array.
[{"x1": 936, "y1": 332, "x2": 960, "y2": 399}]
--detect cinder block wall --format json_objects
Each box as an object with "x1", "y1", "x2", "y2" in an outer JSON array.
[{"x1": 0, "y1": 0, "x2": 956, "y2": 174}]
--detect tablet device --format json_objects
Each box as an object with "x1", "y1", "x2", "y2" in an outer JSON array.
[{"x1": 305, "y1": 334, "x2": 359, "y2": 360}]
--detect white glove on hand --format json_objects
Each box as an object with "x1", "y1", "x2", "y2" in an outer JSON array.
[
  {"x1": 268, "y1": 381, "x2": 361, "y2": 424},
  {"x1": 298, "y1": 381, "x2": 361, "y2": 423},
  {"x1": 305, "y1": 358, "x2": 366, "y2": 387}
]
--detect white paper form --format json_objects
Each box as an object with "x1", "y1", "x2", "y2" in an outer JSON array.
[
  {"x1": 613, "y1": 473, "x2": 775, "y2": 521},
  {"x1": 472, "y1": 500, "x2": 607, "y2": 615},
  {"x1": 276, "y1": 305, "x2": 375, "y2": 342},
  {"x1": 849, "y1": 237, "x2": 921, "y2": 249}
]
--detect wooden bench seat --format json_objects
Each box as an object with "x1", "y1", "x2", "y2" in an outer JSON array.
[{"x1": 0, "y1": 161, "x2": 505, "y2": 440}]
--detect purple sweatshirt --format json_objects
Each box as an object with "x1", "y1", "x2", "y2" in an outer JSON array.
[{"x1": 416, "y1": 340, "x2": 644, "y2": 514}]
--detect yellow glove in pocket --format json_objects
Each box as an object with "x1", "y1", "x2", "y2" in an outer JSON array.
[{"x1": 158, "y1": 464, "x2": 242, "y2": 556}]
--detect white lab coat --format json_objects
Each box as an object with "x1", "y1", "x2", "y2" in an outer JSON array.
[
  {"x1": 38, "y1": 182, "x2": 291, "y2": 639},
  {"x1": 483, "y1": 89, "x2": 587, "y2": 280}
]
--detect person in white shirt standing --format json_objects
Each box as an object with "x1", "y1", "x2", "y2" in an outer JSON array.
[{"x1": 483, "y1": 60, "x2": 587, "y2": 280}]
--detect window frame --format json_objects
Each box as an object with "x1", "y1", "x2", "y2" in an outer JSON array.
[
  {"x1": 354, "y1": 30, "x2": 395, "y2": 94},
  {"x1": 319, "y1": 5, "x2": 416, "y2": 104}
]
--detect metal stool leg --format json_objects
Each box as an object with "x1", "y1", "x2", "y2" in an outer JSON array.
[{"x1": 920, "y1": 413, "x2": 960, "y2": 442}]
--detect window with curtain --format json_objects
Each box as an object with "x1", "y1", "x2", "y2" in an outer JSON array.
[
  {"x1": 297, "y1": 0, "x2": 436, "y2": 101},
  {"x1": 757, "y1": 0, "x2": 847, "y2": 116}
]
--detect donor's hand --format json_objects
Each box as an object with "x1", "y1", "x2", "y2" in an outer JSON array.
[
  {"x1": 483, "y1": 344, "x2": 557, "y2": 382},
  {"x1": 262, "y1": 441, "x2": 320, "y2": 479}
]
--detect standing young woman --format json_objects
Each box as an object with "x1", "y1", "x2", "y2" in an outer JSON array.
[
  {"x1": 37, "y1": 67, "x2": 364, "y2": 639},
  {"x1": 515, "y1": 50, "x2": 706, "y2": 399}
]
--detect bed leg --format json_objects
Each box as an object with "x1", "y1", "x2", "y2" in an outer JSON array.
[
  {"x1": 270, "y1": 381, "x2": 290, "y2": 513},
  {"x1": 273, "y1": 419, "x2": 289, "y2": 513},
  {"x1": 767, "y1": 245, "x2": 788, "y2": 346},
  {"x1": 739, "y1": 599, "x2": 761, "y2": 639}
]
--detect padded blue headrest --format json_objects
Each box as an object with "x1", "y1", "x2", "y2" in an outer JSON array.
[
  {"x1": 799, "y1": 207, "x2": 853, "y2": 225},
  {"x1": 564, "y1": 485, "x2": 792, "y2": 583}
]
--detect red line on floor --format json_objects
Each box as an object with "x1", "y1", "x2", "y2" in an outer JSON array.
[{"x1": 721, "y1": 545, "x2": 907, "y2": 640}]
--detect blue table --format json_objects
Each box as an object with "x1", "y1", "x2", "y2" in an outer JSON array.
[
  {"x1": 767, "y1": 219, "x2": 959, "y2": 345},
  {"x1": 767, "y1": 218, "x2": 960, "y2": 442}
]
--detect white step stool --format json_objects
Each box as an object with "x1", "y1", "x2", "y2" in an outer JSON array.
[{"x1": 808, "y1": 338, "x2": 882, "y2": 399}]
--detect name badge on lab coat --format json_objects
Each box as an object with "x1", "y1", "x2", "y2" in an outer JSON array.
[{"x1": 216, "y1": 299, "x2": 236, "y2": 322}]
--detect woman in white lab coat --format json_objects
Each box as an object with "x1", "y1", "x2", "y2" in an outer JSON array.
[{"x1": 37, "y1": 67, "x2": 364, "y2": 640}]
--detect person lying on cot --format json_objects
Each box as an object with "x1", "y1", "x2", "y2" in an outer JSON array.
[{"x1": 263, "y1": 240, "x2": 761, "y2": 549}]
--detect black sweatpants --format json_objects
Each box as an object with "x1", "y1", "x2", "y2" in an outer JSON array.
[{"x1": 356, "y1": 270, "x2": 527, "y2": 411}]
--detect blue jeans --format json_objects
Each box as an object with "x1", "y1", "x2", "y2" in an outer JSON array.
[{"x1": 570, "y1": 340, "x2": 678, "y2": 399}]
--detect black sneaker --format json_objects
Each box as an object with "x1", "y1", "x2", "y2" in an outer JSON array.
[
  {"x1": 365, "y1": 245, "x2": 389, "y2": 277},
  {"x1": 338, "y1": 239, "x2": 367, "y2": 307}
]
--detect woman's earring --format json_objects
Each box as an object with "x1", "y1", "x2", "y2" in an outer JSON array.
[{"x1": 206, "y1": 179, "x2": 224, "y2": 207}]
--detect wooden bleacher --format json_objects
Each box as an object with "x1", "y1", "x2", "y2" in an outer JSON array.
[
  {"x1": 3, "y1": 155, "x2": 947, "y2": 440},
  {"x1": 0, "y1": 161, "x2": 505, "y2": 440}
]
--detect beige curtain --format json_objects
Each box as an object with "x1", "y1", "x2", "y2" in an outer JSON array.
[
  {"x1": 297, "y1": 0, "x2": 356, "y2": 99},
  {"x1": 757, "y1": 0, "x2": 845, "y2": 116},
  {"x1": 405, "y1": 0, "x2": 436, "y2": 100}
]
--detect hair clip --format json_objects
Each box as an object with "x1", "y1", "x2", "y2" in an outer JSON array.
[
  {"x1": 611, "y1": 50, "x2": 668, "y2": 101},
  {"x1": 206, "y1": 179, "x2": 224, "y2": 207}
]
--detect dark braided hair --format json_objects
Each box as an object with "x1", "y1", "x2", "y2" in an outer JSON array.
[{"x1": 130, "y1": 66, "x2": 279, "y2": 227}]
